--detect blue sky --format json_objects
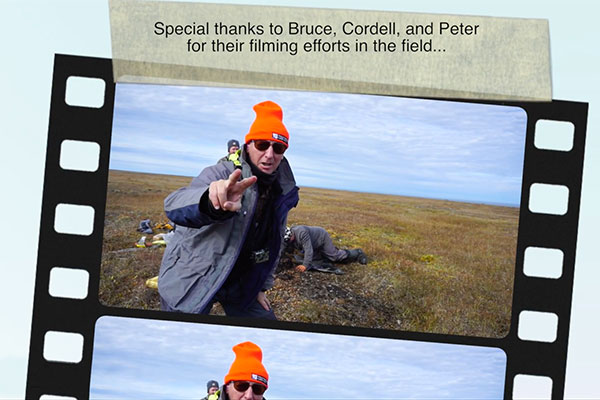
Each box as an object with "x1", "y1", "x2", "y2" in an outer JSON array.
[
  {"x1": 90, "y1": 316, "x2": 506, "y2": 399},
  {"x1": 110, "y1": 84, "x2": 527, "y2": 206}
]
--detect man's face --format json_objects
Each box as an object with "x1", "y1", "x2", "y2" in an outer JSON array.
[
  {"x1": 208, "y1": 386, "x2": 218, "y2": 395},
  {"x1": 228, "y1": 145, "x2": 239, "y2": 154},
  {"x1": 226, "y1": 381, "x2": 266, "y2": 400},
  {"x1": 247, "y1": 140, "x2": 284, "y2": 175}
]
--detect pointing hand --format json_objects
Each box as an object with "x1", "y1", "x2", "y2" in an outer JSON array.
[{"x1": 208, "y1": 169, "x2": 257, "y2": 212}]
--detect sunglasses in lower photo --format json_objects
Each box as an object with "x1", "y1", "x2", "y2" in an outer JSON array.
[{"x1": 89, "y1": 316, "x2": 506, "y2": 399}]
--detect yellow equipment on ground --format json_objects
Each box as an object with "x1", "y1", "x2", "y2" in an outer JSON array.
[{"x1": 145, "y1": 276, "x2": 158, "y2": 290}]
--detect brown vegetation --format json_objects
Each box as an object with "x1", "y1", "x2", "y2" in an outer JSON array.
[{"x1": 100, "y1": 170, "x2": 518, "y2": 338}]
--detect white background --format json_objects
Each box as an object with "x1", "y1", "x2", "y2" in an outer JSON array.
[{"x1": 1, "y1": 0, "x2": 598, "y2": 398}]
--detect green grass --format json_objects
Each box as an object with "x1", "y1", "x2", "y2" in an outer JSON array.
[{"x1": 100, "y1": 170, "x2": 518, "y2": 338}]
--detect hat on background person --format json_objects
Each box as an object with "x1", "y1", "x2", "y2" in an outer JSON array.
[
  {"x1": 206, "y1": 380, "x2": 219, "y2": 392},
  {"x1": 245, "y1": 101, "x2": 289, "y2": 148},
  {"x1": 284, "y1": 226, "x2": 293, "y2": 243},
  {"x1": 227, "y1": 139, "x2": 240, "y2": 151},
  {"x1": 224, "y1": 341, "x2": 269, "y2": 388}
]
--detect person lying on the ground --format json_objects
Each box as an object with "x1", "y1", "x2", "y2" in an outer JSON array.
[{"x1": 283, "y1": 225, "x2": 367, "y2": 274}]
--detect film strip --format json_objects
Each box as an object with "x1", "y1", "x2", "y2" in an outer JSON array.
[{"x1": 26, "y1": 54, "x2": 588, "y2": 399}]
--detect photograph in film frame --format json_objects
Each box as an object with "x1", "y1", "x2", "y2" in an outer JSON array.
[
  {"x1": 26, "y1": 55, "x2": 587, "y2": 399},
  {"x1": 89, "y1": 316, "x2": 507, "y2": 398},
  {"x1": 103, "y1": 75, "x2": 525, "y2": 339}
]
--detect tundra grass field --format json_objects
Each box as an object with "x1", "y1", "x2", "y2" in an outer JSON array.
[{"x1": 100, "y1": 169, "x2": 518, "y2": 338}]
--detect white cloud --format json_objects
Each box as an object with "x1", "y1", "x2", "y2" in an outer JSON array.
[{"x1": 110, "y1": 84, "x2": 526, "y2": 205}]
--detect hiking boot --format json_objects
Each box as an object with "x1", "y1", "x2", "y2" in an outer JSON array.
[
  {"x1": 356, "y1": 249, "x2": 368, "y2": 265},
  {"x1": 344, "y1": 249, "x2": 368, "y2": 264}
]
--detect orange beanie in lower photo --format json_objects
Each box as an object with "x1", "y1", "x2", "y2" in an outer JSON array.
[{"x1": 224, "y1": 341, "x2": 269, "y2": 388}]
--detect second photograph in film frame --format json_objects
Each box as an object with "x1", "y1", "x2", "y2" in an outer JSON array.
[
  {"x1": 89, "y1": 316, "x2": 507, "y2": 399},
  {"x1": 101, "y1": 82, "x2": 526, "y2": 338}
]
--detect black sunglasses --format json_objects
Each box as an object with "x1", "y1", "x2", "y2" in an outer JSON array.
[
  {"x1": 253, "y1": 140, "x2": 287, "y2": 155},
  {"x1": 232, "y1": 381, "x2": 267, "y2": 395}
]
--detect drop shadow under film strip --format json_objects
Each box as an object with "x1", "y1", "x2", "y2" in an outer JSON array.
[{"x1": 26, "y1": 54, "x2": 588, "y2": 400}]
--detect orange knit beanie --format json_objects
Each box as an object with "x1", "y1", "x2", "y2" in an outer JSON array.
[
  {"x1": 245, "y1": 101, "x2": 289, "y2": 147},
  {"x1": 224, "y1": 342, "x2": 269, "y2": 388}
]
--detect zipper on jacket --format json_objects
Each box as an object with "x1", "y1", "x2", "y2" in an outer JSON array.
[{"x1": 195, "y1": 176, "x2": 259, "y2": 312}]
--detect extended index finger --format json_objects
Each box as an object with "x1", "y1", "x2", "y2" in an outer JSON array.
[
  {"x1": 235, "y1": 175, "x2": 257, "y2": 193},
  {"x1": 227, "y1": 168, "x2": 242, "y2": 185}
]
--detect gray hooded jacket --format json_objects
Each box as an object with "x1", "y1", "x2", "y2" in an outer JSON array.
[{"x1": 158, "y1": 151, "x2": 299, "y2": 313}]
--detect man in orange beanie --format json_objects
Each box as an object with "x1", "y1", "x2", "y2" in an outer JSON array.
[
  {"x1": 159, "y1": 101, "x2": 299, "y2": 319},
  {"x1": 209, "y1": 342, "x2": 269, "y2": 400}
]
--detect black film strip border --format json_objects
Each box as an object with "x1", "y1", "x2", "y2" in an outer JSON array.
[{"x1": 26, "y1": 54, "x2": 588, "y2": 400}]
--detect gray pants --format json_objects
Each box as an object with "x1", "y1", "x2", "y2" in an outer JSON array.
[{"x1": 318, "y1": 237, "x2": 347, "y2": 262}]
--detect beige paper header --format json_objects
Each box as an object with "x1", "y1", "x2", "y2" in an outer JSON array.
[{"x1": 109, "y1": 0, "x2": 551, "y2": 101}]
